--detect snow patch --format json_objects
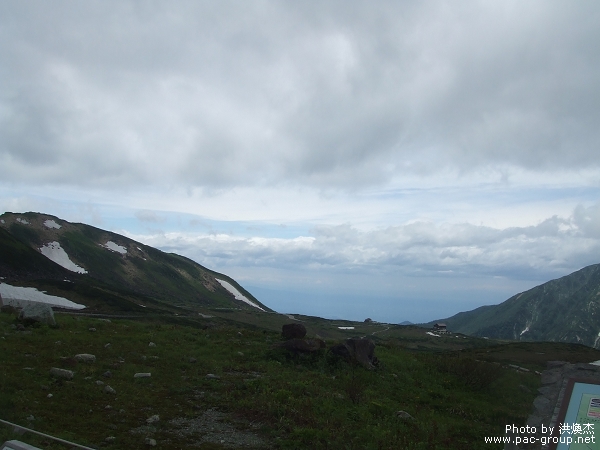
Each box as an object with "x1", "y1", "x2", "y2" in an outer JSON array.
[
  {"x1": 103, "y1": 241, "x2": 127, "y2": 254},
  {"x1": 520, "y1": 326, "x2": 529, "y2": 336},
  {"x1": 40, "y1": 242, "x2": 87, "y2": 274},
  {"x1": 1, "y1": 219, "x2": 4, "y2": 223},
  {"x1": 16, "y1": 218, "x2": 29, "y2": 224},
  {"x1": 426, "y1": 332, "x2": 441, "y2": 337},
  {"x1": 0, "y1": 283, "x2": 85, "y2": 309},
  {"x1": 215, "y1": 279, "x2": 265, "y2": 311},
  {"x1": 338, "y1": 327, "x2": 355, "y2": 330},
  {"x1": 44, "y1": 219, "x2": 61, "y2": 229}
]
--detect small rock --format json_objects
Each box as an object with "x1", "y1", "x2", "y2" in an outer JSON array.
[
  {"x1": 205, "y1": 373, "x2": 220, "y2": 379},
  {"x1": 134, "y1": 373, "x2": 151, "y2": 378},
  {"x1": 89, "y1": 328, "x2": 96, "y2": 332},
  {"x1": 105, "y1": 436, "x2": 116, "y2": 442},
  {"x1": 103, "y1": 385, "x2": 116, "y2": 395},
  {"x1": 26, "y1": 415, "x2": 35, "y2": 421},
  {"x1": 40, "y1": 385, "x2": 49, "y2": 391},
  {"x1": 108, "y1": 424, "x2": 117, "y2": 429},
  {"x1": 16, "y1": 324, "x2": 26, "y2": 331},
  {"x1": 105, "y1": 343, "x2": 111, "y2": 348},
  {"x1": 145, "y1": 438, "x2": 157, "y2": 446},
  {"x1": 396, "y1": 410, "x2": 414, "y2": 420},
  {"x1": 96, "y1": 380, "x2": 105, "y2": 385},
  {"x1": 189, "y1": 357, "x2": 197, "y2": 363},
  {"x1": 47, "y1": 394, "x2": 53, "y2": 398},
  {"x1": 237, "y1": 352, "x2": 244, "y2": 356},
  {"x1": 50, "y1": 367, "x2": 74, "y2": 380},
  {"x1": 102, "y1": 370, "x2": 113, "y2": 378},
  {"x1": 148, "y1": 342, "x2": 156, "y2": 347},
  {"x1": 141, "y1": 356, "x2": 147, "y2": 360},
  {"x1": 146, "y1": 414, "x2": 160, "y2": 424},
  {"x1": 55, "y1": 341, "x2": 61, "y2": 345},
  {"x1": 105, "y1": 405, "x2": 112, "y2": 410},
  {"x1": 74, "y1": 354, "x2": 96, "y2": 363}
]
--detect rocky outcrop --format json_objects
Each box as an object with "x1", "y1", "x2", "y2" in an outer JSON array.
[
  {"x1": 282, "y1": 323, "x2": 306, "y2": 340},
  {"x1": 329, "y1": 338, "x2": 378, "y2": 368},
  {"x1": 277, "y1": 338, "x2": 325, "y2": 353}
]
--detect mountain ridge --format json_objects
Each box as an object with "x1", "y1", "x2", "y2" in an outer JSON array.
[
  {"x1": 0, "y1": 211, "x2": 272, "y2": 314},
  {"x1": 427, "y1": 263, "x2": 600, "y2": 348}
]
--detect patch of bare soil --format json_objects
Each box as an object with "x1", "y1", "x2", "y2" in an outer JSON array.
[{"x1": 169, "y1": 408, "x2": 270, "y2": 448}]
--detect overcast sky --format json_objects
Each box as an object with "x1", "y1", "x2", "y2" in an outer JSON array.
[{"x1": 2, "y1": 1, "x2": 600, "y2": 323}]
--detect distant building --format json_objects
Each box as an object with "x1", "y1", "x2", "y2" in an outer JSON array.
[{"x1": 432, "y1": 323, "x2": 448, "y2": 333}]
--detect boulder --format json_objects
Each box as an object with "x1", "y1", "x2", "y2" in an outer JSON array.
[
  {"x1": 277, "y1": 338, "x2": 326, "y2": 353},
  {"x1": 134, "y1": 373, "x2": 151, "y2": 378},
  {"x1": 74, "y1": 354, "x2": 96, "y2": 363},
  {"x1": 282, "y1": 323, "x2": 306, "y2": 339},
  {"x1": 18, "y1": 302, "x2": 55, "y2": 326},
  {"x1": 50, "y1": 367, "x2": 74, "y2": 380},
  {"x1": 329, "y1": 338, "x2": 378, "y2": 368}
]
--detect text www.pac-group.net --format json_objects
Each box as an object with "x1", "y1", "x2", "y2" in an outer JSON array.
[{"x1": 484, "y1": 423, "x2": 596, "y2": 446}]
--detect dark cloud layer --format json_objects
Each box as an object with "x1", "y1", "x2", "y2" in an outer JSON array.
[{"x1": 2, "y1": 1, "x2": 599, "y2": 189}]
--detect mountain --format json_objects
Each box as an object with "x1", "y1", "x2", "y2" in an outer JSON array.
[
  {"x1": 428, "y1": 263, "x2": 600, "y2": 348},
  {"x1": 0, "y1": 211, "x2": 272, "y2": 314}
]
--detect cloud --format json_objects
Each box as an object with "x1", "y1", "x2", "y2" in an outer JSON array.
[
  {"x1": 127, "y1": 203, "x2": 600, "y2": 283},
  {"x1": 135, "y1": 210, "x2": 165, "y2": 224},
  {"x1": 1, "y1": 1, "x2": 599, "y2": 191}
]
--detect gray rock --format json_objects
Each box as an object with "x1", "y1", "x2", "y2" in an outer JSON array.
[
  {"x1": 189, "y1": 357, "x2": 197, "y2": 363},
  {"x1": 329, "y1": 338, "x2": 378, "y2": 368},
  {"x1": 134, "y1": 373, "x2": 151, "y2": 378},
  {"x1": 89, "y1": 327, "x2": 97, "y2": 332},
  {"x1": 206, "y1": 374, "x2": 220, "y2": 379},
  {"x1": 148, "y1": 342, "x2": 156, "y2": 347},
  {"x1": 103, "y1": 385, "x2": 116, "y2": 394},
  {"x1": 145, "y1": 438, "x2": 157, "y2": 446},
  {"x1": 146, "y1": 414, "x2": 160, "y2": 424},
  {"x1": 105, "y1": 436, "x2": 116, "y2": 442},
  {"x1": 282, "y1": 323, "x2": 307, "y2": 340},
  {"x1": 74, "y1": 353, "x2": 96, "y2": 363},
  {"x1": 19, "y1": 302, "x2": 55, "y2": 326},
  {"x1": 103, "y1": 370, "x2": 113, "y2": 378},
  {"x1": 396, "y1": 411, "x2": 415, "y2": 420},
  {"x1": 96, "y1": 380, "x2": 105, "y2": 385},
  {"x1": 50, "y1": 367, "x2": 74, "y2": 380}
]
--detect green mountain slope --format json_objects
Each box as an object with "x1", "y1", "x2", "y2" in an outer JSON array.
[
  {"x1": 0, "y1": 211, "x2": 272, "y2": 314},
  {"x1": 429, "y1": 264, "x2": 600, "y2": 348}
]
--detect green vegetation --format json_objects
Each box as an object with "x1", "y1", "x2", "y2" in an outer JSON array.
[{"x1": 3, "y1": 311, "x2": 590, "y2": 450}]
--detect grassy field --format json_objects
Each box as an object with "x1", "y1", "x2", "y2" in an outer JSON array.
[{"x1": 1, "y1": 310, "x2": 599, "y2": 449}]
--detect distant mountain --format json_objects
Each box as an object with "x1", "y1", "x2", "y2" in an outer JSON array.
[
  {"x1": 427, "y1": 264, "x2": 600, "y2": 348},
  {"x1": 399, "y1": 321, "x2": 413, "y2": 325},
  {"x1": 0, "y1": 211, "x2": 272, "y2": 314}
]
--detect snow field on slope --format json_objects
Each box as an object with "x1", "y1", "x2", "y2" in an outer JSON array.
[
  {"x1": 40, "y1": 241, "x2": 88, "y2": 274},
  {"x1": 0, "y1": 283, "x2": 85, "y2": 309},
  {"x1": 43, "y1": 219, "x2": 61, "y2": 229},
  {"x1": 215, "y1": 279, "x2": 265, "y2": 311},
  {"x1": 103, "y1": 241, "x2": 127, "y2": 254}
]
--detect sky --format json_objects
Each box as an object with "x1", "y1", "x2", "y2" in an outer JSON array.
[{"x1": 1, "y1": 1, "x2": 600, "y2": 323}]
